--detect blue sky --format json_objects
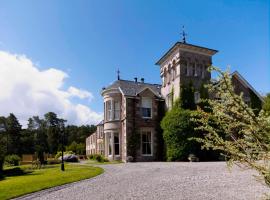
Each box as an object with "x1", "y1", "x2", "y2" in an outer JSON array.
[{"x1": 0, "y1": 0, "x2": 269, "y2": 125}]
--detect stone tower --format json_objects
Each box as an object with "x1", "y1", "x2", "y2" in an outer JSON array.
[{"x1": 155, "y1": 41, "x2": 218, "y2": 109}]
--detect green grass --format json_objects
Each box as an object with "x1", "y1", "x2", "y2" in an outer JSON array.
[
  {"x1": 0, "y1": 164, "x2": 103, "y2": 200},
  {"x1": 86, "y1": 159, "x2": 123, "y2": 165}
]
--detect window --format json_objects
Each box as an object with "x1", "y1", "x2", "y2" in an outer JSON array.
[
  {"x1": 141, "y1": 97, "x2": 152, "y2": 118},
  {"x1": 114, "y1": 101, "x2": 120, "y2": 120},
  {"x1": 198, "y1": 64, "x2": 202, "y2": 77},
  {"x1": 114, "y1": 133, "x2": 120, "y2": 155},
  {"x1": 192, "y1": 63, "x2": 196, "y2": 76},
  {"x1": 167, "y1": 69, "x2": 171, "y2": 84},
  {"x1": 172, "y1": 67, "x2": 176, "y2": 80},
  {"x1": 106, "y1": 101, "x2": 112, "y2": 121},
  {"x1": 141, "y1": 131, "x2": 152, "y2": 155},
  {"x1": 108, "y1": 133, "x2": 112, "y2": 155},
  {"x1": 164, "y1": 71, "x2": 167, "y2": 85},
  {"x1": 194, "y1": 91, "x2": 200, "y2": 103},
  {"x1": 182, "y1": 61, "x2": 188, "y2": 76}
]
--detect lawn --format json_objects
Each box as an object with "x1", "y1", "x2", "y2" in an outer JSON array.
[
  {"x1": 0, "y1": 164, "x2": 103, "y2": 200},
  {"x1": 86, "y1": 159, "x2": 123, "y2": 165}
]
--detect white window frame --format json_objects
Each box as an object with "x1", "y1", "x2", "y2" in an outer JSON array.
[
  {"x1": 141, "y1": 131, "x2": 152, "y2": 156},
  {"x1": 114, "y1": 101, "x2": 120, "y2": 120},
  {"x1": 106, "y1": 100, "x2": 113, "y2": 121},
  {"x1": 141, "y1": 97, "x2": 152, "y2": 119}
]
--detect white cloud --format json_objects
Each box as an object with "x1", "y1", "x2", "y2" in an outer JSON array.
[
  {"x1": 67, "y1": 86, "x2": 93, "y2": 100},
  {"x1": 0, "y1": 51, "x2": 103, "y2": 127}
]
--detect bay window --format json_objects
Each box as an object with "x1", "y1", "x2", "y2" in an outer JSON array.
[{"x1": 114, "y1": 133, "x2": 120, "y2": 156}]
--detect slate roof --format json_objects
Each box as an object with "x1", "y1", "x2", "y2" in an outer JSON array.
[{"x1": 103, "y1": 79, "x2": 162, "y2": 98}]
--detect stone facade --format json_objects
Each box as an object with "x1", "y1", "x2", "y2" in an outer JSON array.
[
  {"x1": 98, "y1": 80, "x2": 164, "y2": 162},
  {"x1": 86, "y1": 39, "x2": 263, "y2": 162},
  {"x1": 86, "y1": 121, "x2": 104, "y2": 156},
  {"x1": 156, "y1": 42, "x2": 218, "y2": 109}
]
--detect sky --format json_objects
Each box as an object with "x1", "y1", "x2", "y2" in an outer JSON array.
[{"x1": 0, "y1": 0, "x2": 269, "y2": 127}]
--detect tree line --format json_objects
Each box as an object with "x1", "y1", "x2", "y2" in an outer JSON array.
[{"x1": 0, "y1": 112, "x2": 96, "y2": 172}]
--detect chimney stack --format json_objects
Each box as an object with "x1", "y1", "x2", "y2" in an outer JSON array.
[
  {"x1": 134, "y1": 77, "x2": 138, "y2": 82},
  {"x1": 141, "y1": 78, "x2": 144, "y2": 83}
]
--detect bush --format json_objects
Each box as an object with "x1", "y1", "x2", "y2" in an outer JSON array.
[
  {"x1": 161, "y1": 107, "x2": 197, "y2": 161},
  {"x1": 5, "y1": 154, "x2": 21, "y2": 166},
  {"x1": 55, "y1": 151, "x2": 74, "y2": 159},
  {"x1": 66, "y1": 142, "x2": 85, "y2": 155},
  {"x1": 88, "y1": 154, "x2": 108, "y2": 162}
]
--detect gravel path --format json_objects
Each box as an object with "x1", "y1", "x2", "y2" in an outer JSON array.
[{"x1": 15, "y1": 162, "x2": 269, "y2": 200}]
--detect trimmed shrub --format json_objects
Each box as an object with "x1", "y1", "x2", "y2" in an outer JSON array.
[
  {"x1": 88, "y1": 154, "x2": 108, "y2": 162},
  {"x1": 5, "y1": 154, "x2": 21, "y2": 166}
]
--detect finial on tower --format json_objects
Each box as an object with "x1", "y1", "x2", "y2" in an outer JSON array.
[
  {"x1": 182, "y1": 25, "x2": 187, "y2": 43},
  {"x1": 117, "y1": 68, "x2": 120, "y2": 80}
]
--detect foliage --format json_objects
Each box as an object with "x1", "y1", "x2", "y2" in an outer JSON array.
[
  {"x1": 55, "y1": 151, "x2": 74, "y2": 159},
  {"x1": 87, "y1": 154, "x2": 109, "y2": 162},
  {"x1": 6, "y1": 114, "x2": 22, "y2": 155},
  {"x1": 249, "y1": 89, "x2": 262, "y2": 115},
  {"x1": 179, "y1": 82, "x2": 196, "y2": 110},
  {"x1": 192, "y1": 66, "x2": 270, "y2": 187},
  {"x1": 44, "y1": 112, "x2": 66, "y2": 154},
  {"x1": 0, "y1": 112, "x2": 96, "y2": 168},
  {"x1": 127, "y1": 129, "x2": 140, "y2": 161},
  {"x1": 0, "y1": 164, "x2": 103, "y2": 200},
  {"x1": 263, "y1": 93, "x2": 270, "y2": 114},
  {"x1": 0, "y1": 117, "x2": 7, "y2": 173},
  {"x1": 4, "y1": 154, "x2": 21, "y2": 166},
  {"x1": 161, "y1": 106, "x2": 199, "y2": 161},
  {"x1": 66, "y1": 141, "x2": 85, "y2": 155},
  {"x1": 155, "y1": 100, "x2": 166, "y2": 161}
]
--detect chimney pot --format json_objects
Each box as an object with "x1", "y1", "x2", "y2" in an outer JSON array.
[
  {"x1": 141, "y1": 78, "x2": 144, "y2": 83},
  {"x1": 134, "y1": 77, "x2": 138, "y2": 82}
]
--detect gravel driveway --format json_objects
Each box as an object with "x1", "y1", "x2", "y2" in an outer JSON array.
[{"x1": 15, "y1": 162, "x2": 268, "y2": 200}]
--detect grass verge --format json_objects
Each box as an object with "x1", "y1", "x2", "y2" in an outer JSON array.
[
  {"x1": 86, "y1": 160, "x2": 123, "y2": 165},
  {"x1": 0, "y1": 164, "x2": 103, "y2": 200}
]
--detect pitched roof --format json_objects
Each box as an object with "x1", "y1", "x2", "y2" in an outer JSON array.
[
  {"x1": 231, "y1": 71, "x2": 264, "y2": 102},
  {"x1": 155, "y1": 42, "x2": 218, "y2": 65},
  {"x1": 102, "y1": 79, "x2": 162, "y2": 98}
]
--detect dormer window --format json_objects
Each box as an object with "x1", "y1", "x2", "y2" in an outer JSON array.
[{"x1": 141, "y1": 97, "x2": 152, "y2": 118}]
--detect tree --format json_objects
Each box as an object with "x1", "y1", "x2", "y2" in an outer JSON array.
[
  {"x1": 44, "y1": 112, "x2": 62, "y2": 154},
  {"x1": 66, "y1": 141, "x2": 85, "y2": 155},
  {"x1": 28, "y1": 116, "x2": 48, "y2": 163},
  {"x1": 0, "y1": 117, "x2": 7, "y2": 173},
  {"x1": 6, "y1": 114, "x2": 22, "y2": 155},
  {"x1": 263, "y1": 93, "x2": 270, "y2": 114},
  {"x1": 161, "y1": 106, "x2": 201, "y2": 161},
  {"x1": 179, "y1": 82, "x2": 196, "y2": 110},
  {"x1": 192, "y1": 66, "x2": 270, "y2": 187}
]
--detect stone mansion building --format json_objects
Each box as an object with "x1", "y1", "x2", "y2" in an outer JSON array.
[{"x1": 86, "y1": 36, "x2": 263, "y2": 162}]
